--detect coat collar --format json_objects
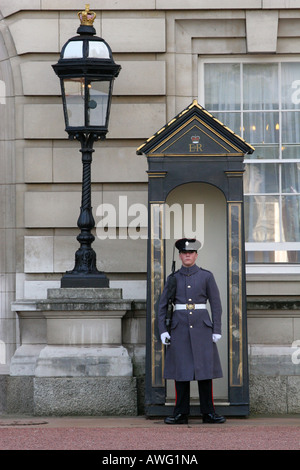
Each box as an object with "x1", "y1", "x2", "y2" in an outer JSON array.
[{"x1": 179, "y1": 264, "x2": 199, "y2": 276}]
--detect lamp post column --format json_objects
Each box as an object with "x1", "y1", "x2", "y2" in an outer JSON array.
[{"x1": 61, "y1": 133, "x2": 109, "y2": 288}]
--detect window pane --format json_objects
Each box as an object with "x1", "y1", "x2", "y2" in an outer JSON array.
[
  {"x1": 246, "y1": 250, "x2": 300, "y2": 263},
  {"x1": 281, "y1": 62, "x2": 300, "y2": 110},
  {"x1": 281, "y1": 111, "x2": 300, "y2": 143},
  {"x1": 243, "y1": 112, "x2": 279, "y2": 144},
  {"x1": 282, "y1": 195, "x2": 300, "y2": 242},
  {"x1": 211, "y1": 112, "x2": 241, "y2": 136},
  {"x1": 247, "y1": 145, "x2": 279, "y2": 160},
  {"x1": 282, "y1": 163, "x2": 300, "y2": 193},
  {"x1": 244, "y1": 163, "x2": 279, "y2": 193},
  {"x1": 244, "y1": 195, "x2": 281, "y2": 242},
  {"x1": 282, "y1": 144, "x2": 300, "y2": 159},
  {"x1": 204, "y1": 63, "x2": 240, "y2": 111},
  {"x1": 243, "y1": 63, "x2": 278, "y2": 110}
]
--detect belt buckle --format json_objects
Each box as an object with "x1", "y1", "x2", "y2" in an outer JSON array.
[{"x1": 186, "y1": 303, "x2": 195, "y2": 310}]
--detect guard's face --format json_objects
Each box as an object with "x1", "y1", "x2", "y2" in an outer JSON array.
[{"x1": 179, "y1": 250, "x2": 198, "y2": 267}]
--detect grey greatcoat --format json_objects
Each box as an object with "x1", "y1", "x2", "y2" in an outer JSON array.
[{"x1": 158, "y1": 264, "x2": 223, "y2": 381}]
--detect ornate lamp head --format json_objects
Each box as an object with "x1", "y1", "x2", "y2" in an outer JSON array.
[{"x1": 52, "y1": 3, "x2": 121, "y2": 139}]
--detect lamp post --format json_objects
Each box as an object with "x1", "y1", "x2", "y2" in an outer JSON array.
[{"x1": 52, "y1": 5, "x2": 121, "y2": 288}]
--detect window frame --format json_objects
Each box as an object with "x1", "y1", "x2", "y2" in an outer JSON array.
[{"x1": 199, "y1": 55, "x2": 300, "y2": 273}]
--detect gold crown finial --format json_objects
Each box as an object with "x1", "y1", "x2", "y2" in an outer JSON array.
[{"x1": 78, "y1": 4, "x2": 96, "y2": 26}]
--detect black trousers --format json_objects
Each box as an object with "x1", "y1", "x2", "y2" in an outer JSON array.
[{"x1": 173, "y1": 379, "x2": 215, "y2": 416}]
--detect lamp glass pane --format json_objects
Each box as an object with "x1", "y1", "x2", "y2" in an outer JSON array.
[
  {"x1": 87, "y1": 80, "x2": 110, "y2": 126},
  {"x1": 63, "y1": 41, "x2": 84, "y2": 59},
  {"x1": 63, "y1": 78, "x2": 85, "y2": 127},
  {"x1": 88, "y1": 41, "x2": 110, "y2": 59}
]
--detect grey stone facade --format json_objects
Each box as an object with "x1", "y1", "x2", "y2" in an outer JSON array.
[{"x1": 0, "y1": 2, "x2": 300, "y2": 415}]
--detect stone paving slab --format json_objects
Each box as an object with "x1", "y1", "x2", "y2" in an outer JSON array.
[{"x1": 0, "y1": 415, "x2": 299, "y2": 451}]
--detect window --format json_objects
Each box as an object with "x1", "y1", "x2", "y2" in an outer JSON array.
[{"x1": 200, "y1": 58, "x2": 300, "y2": 264}]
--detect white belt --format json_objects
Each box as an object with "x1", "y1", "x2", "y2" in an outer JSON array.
[{"x1": 175, "y1": 303, "x2": 206, "y2": 310}]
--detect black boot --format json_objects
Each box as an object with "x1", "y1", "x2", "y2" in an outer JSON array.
[
  {"x1": 202, "y1": 413, "x2": 226, "y2": 424},
  {"x1": 164, "y1": 413, "x2": 188, "y2": 425}
]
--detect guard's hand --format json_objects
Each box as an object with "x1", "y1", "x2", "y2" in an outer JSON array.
[
  {"x1": 161, "y1": 332, "x2": 171, "y2": 345},
  {"x1": 212, "y1": 334, "x2": 221, "y2": 343}
]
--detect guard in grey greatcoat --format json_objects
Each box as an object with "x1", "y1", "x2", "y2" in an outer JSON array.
[{"x1": 158, "y1": 238, "x2": 226, "y2": 424}]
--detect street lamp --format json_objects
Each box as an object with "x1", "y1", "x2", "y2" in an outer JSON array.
[{"x1": 52, "y1": 5, "x2": 121, "y2": 288}]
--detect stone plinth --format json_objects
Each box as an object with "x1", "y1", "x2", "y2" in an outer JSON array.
[{"x1": 10, "y1": 288, "x2": 138, "y2": 415}]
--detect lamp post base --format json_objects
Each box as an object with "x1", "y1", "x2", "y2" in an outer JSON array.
[{"x1": 61, "y1": 271, "x2": 109, "y2": 288}]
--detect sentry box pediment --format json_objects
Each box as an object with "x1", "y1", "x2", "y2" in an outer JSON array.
[{"x1": 137, "y1": 100, "x2": 254, "y2": 158}]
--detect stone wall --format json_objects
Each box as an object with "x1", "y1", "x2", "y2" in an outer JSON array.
[{"x1": 248, "y1": 296, "x2": 300, "y2": 413}]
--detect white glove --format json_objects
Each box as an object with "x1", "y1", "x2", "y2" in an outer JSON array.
[
  {"x1": 212, "y1": 334, "x2": 221, "y2": 343},
  {"x1": 161, "y1": 332, "x2": 171, "y2": 345}
]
